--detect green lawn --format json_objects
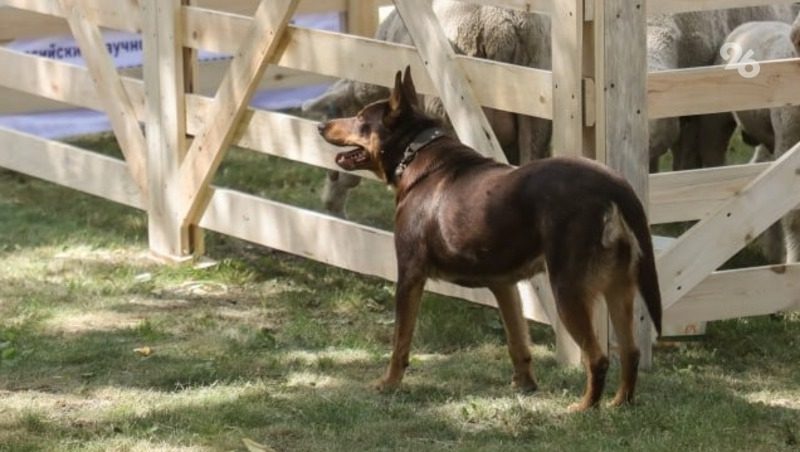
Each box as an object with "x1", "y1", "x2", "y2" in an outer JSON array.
[{"x1": 0, "y1": 134, "x2": 798, "y2": 451}]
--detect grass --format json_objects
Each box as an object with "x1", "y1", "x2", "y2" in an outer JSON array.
[{"x1": 0, "y1": 134, "x2": 798, "y2": 451}]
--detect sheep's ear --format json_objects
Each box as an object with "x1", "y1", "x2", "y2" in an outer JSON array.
[
  {"x1": 389, "y1": 70, "x2": 404, "y2": 111},
  {"x1": 401, "y1": 66, "x2": 419, "y2": 107}
]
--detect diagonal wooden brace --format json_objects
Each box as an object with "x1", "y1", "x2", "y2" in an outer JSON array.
[
  {"x1": 393, "y1": 0, "x2": 506, "y2": 163},
  {"x1": 177, "y1": 0, "x2": 300, "y2": 228},
  {"x1": 59, "y1": 0, "x2": 149, "y2": 201},
  {"x1": 658, "y1": 140, "x2": 800, "y2": 310}
]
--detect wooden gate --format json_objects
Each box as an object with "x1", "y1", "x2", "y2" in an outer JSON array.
[{"x1": 0, "y1": 0, "x2": 798, "y2": 368}]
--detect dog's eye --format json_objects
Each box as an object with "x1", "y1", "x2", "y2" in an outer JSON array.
[{"x1": 360, "y1": 123, "x2": 370, "y2": 134}]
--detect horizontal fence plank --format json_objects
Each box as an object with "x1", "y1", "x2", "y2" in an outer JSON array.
[
  {"x1": 657, "y1": 141, "x2": 800, "y2": 310},
  {"x1": 0, "y1": 46, "x2": 146, "y2": 115},
  {"x1": 195, "y1": 0, "x2": 362, "y2": 16},
  {"x1": 0, "y1": 122, "x2": 553, "y2": 323},
  {"x1": 450, "y1": 0, "x2": 553, "y2": 14},
  {"x1": 647, "y1": 0, "x2": 800, "y2": 16},
  {"x1": 649, "y1": 163, "x2": 769, "y2": 224},
  {"x1": 186, "y1": 96, "x2": 378, "y2": 180},
  {"x1": 0, "y1": 46, "x2": 366, "y2": 177},
  {"x1": 0, "y1": 1, "x2": 554, "y2": 119},
  {"x1": 0, "y1": 0, "x2": 376, "y2": 33},
  {"x1": 3, "y1": 0, "x2": 142, "y2": 32},
  {"x1": 5, "y1": 45, "x2": 785, "y2": 228},
  {"x1": 198, "y1": 189, "x2": 552, "y2": 324},
  {"x1": 665, "y1": 264, "x2": 800, "y2": 324},
  {"x1": 0, "y1": 126, "x2": 144, "y2": 208},
  {"x1": 0, "y1": 44, "x2": 555, "y2": 323},
  {"x1": 648, "y1": 58, "x2": 800, "y2": 119},
  {"x1": 182, "y1": 7, "x2": 554, "y2": 119}
]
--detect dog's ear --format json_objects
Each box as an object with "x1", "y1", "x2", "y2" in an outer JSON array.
[
  {"x1": 389, "y1": 67, "x2": 418, "y2": 114},
  {"x1": 401, "y1": 66, "x2": 419, "y2": 108},
  {"x1": 389, "y1": 70, "x2": 404, "y2": 112}
]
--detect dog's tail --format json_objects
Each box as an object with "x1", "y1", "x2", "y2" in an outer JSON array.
[{"x1": 609, "y1": 197, "x2": 663, "y2": 337}]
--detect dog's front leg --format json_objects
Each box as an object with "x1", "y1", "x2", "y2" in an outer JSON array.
[{"x1": 377, "y1": 270, "x2": 426, "y2": 392}]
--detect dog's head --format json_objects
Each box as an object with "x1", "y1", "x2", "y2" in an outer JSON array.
[{"x1": 317, "y1": 67, "x2": 439, "y2": 183}]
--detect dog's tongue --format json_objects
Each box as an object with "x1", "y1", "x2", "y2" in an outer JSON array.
[{"x1": 335, "y1": 148, "x2": 368, "y2": 171}]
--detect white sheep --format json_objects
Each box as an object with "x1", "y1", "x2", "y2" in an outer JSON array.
[
  {"x1": 713, "y1": 16, "x2": 800, "y2": 263},
  {"x1": 648, "y1": 5, "x2": 798, "y2": 171},
  {"x1": 310, "y1": 5, "x2": 798, "y2": 216}
]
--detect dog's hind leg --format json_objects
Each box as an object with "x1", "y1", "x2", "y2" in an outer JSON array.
[
  {"x1": 489, "y1": 284, "x2": 538, "y2": 392},
  {"x1": 551, "y1": 283, "x2": 608, "y2": 411},
  {"x1": 604, "y1": 271, "x2": 640, "y2": 407},
  {"x1": 377, "y1": 270, "x2": 426, "y2": 392}
]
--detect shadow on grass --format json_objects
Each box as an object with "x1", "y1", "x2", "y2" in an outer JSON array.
[
  {"x1": 0, "y1": 171, "x2": 147, "y2": 253},
  {"x1": 1, "y1": 335, "x2": 798, "y2": 451}
]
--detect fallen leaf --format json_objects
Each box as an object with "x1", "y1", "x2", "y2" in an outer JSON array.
[{"x1": 133, "y1": 346, "x2": 153, "y2": 357}]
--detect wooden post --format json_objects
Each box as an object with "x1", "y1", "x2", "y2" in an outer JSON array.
[
  {"x1": 142, "y1": 0, "x2": 200, "y2": 261},
  {"x1": 346, "y1": 0, "x2": 378, "y2": 37},
  {"x1": 549, "y1": 0, "x2": 590, "y2": 366},
  {"x1": 594, "y1": 0, "x2": 652, "y2": 368},
  {"x1": 551, "y1": 0, "x2": 584, "y2": 159}
]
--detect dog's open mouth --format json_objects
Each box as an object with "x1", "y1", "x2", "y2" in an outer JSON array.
[{"x1": 335, "y1": 148, "x2": 371, "y2": 171}]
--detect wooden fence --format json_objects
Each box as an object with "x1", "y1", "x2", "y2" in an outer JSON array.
[{"x1": 0, "y1": 0, "x2": 798, "y2": 367}]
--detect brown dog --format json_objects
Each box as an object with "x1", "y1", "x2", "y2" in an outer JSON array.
[{"x1": 317, "y1": 67, "x2": 661, "y2": 411}]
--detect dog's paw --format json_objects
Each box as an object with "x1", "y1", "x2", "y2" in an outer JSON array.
[
  {"x1": 568, "y1": 399, "x2": 598, "y2": 413},
  {"x1": 512, "y1": 374, "x2": 538, "y2": 393},
  {"x1": 374, "y1": 377, "x2": 402, "y2": 393},
  {"x1": 608, "y1": 393, "x2": 634, "y2": 408}
]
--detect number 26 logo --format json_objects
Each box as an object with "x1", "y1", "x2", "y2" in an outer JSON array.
[{"x1": 720, "y1": 43, "x2": 761, "y2": 79}]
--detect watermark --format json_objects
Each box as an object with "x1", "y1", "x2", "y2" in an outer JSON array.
[{"x1": 719, "y1": 42, "x2": 760, "y2": 79}]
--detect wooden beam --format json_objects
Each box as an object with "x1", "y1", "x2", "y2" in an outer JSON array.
[
  {"x1": 647, "y1": 0, "x2": 799, "y2": 16},
  {"x1": 0, "y1": 126, "x2": 143, "y2": 209},
  {"x1": 0, "y1": 47, "x2": 143, "y2": 113},
  {"x1": 450, "y1": 0, "x2": 554, "y2": 14},
  {"x1": 0, "y1": 8, "x2": 70, "y2": 40},
  {"x1": 143, "y1": 0, "x2": 199, "y2": 261},
  {"x1": 182, "y1": 9, "x2": 554, "y2": 119},
  {"x1": 346, "y1": 0, "x2": 377, "y2": 37},
  {"x1": 665, "y1": 264, "x2": 800, "y2": 325},
  {"x1": 392, "y1": 0, "x2": 506, "y2": 161},
  {"x1": 0, "y1": 46, "x2": 367, "y2": 179},
  {"x1": 648, "y1": 58, "x2": 800, "y2": 119},
  {"x1": 5, "y1": 0, "x2": 142, "y2": 32},
  {"x1": 649, "y1": 163, "x2": 769, "y2": 224},
  {"x1": 550, "y1": 0, "x2": 583, "y2": 158},
  {"x1": 546, "y1": 0, "x2": 585, "y2": 366},
  {"x1": 658, "y1": 140, "x2": 800, "y2": 310},
  {"x1": 198, "y1": 188, "x2": 553, "y2": 324},
  {"x1": 0, "y1": 0, "x2": 373, "y2": 32},
  {"x1": 177, "y1": 0, "x2": 300, "y2": 228},
  {"x1": 59, "y1": 0, "x2": 149, "y2": 201},
  {"x1": 594, "y1": 0, "x2": 652, "y2": 367},
  {"x1": 0, "y1": 125, "x2": 554, "y2": 323},
  {"x1": 1, "y1": 2, "x2": 555, "y2": 120},
  {"x1": 194, "y1": 0, "x2": 374, "y2": 16}
]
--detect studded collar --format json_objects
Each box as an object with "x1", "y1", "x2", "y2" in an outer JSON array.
[{"x1": 393, "y1": 127, "x2": 447, "y2": 179}]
